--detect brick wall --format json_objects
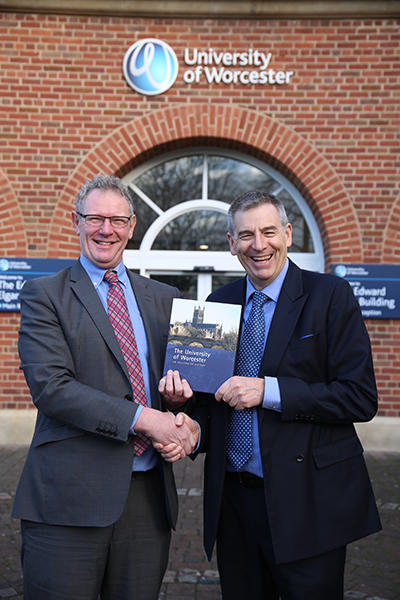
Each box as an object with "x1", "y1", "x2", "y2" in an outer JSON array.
[{"x1": 0, "y1": 12, "x2": 399, "y2": 415}]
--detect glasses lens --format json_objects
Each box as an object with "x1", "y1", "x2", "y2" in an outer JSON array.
[
  {"x1": 85, "y1": 216, "x2": 104, "y2": 227},
  {"x1": 110, "y1": 217, "x2": 130, "y2": 228}
]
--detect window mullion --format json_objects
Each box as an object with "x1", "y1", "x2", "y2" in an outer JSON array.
[
  {"x1": 202, "y1": 154, "x2": 208, "y2": 200},
  {"x1": 128, "y1": 183, "x2": 164, "y2": 216}
]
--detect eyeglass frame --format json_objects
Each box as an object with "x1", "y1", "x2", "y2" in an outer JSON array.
[{"x1": 76, "y1": 211, "x2": 133, "y2": 229}]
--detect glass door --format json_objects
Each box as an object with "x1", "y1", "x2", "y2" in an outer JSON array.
[{"x1": 148, "y1": 271, "x2": 242, "y2": 301}]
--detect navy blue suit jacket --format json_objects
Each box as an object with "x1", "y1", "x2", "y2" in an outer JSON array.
[{"x1": 193, "y1": 259, "x2": 381, "y2": 564}]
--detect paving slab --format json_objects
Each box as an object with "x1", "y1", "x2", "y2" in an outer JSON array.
[{"x1": 0, "y1": 447, "x2": 398, "y2": 599}]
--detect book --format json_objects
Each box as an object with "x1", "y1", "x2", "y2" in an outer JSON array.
[{"x1": 163, "y1": 298, "x2": 242, "y2": 394}]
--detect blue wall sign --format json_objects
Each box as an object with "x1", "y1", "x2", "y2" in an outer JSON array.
[
  {"x1": 0, "y1": 258, "x2": 74, "y2": 312},
  {"x1": 332, "y1": 264, "x2": 400, "y2": 319}
]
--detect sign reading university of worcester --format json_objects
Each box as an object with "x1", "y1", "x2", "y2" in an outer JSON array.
[
  {"x1": 332, "y1": 264, "x2": 400, "y2": 319},
  {"x1": 122, "y1": 38, "x2": 294, "y2": 96}
]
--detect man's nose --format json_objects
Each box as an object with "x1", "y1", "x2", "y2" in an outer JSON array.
[
  {"x1": 98, "y1": 217, "x2": 114, "y2": 233},
  {"x1": 252, "y1": 231, "x2": 265, "y2": 250}
]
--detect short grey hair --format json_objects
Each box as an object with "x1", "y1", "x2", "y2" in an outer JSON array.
[
  {"x1": 75, "y1": 175, "x2": 134, "y2": 215},
  {"x1": 228, "y1": 190, "x2": 289, "y2": 234}
]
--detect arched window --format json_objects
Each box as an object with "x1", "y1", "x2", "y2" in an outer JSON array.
[{"x1": 122, "y1": 148, "x2": 324, "y2": 300}]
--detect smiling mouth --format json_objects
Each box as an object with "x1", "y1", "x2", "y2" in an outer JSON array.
[
  {"x1": 94, "y1": 240, "x2": 115, "y2": 246},
  {"x1": 251, "y1": 254, "x2": 273, "y2": 263}
]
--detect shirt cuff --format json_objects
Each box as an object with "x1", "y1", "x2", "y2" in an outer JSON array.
[
  {"x1": 192, "y1": 420, "x2": 201, "y2": 453},
  {"x1": 262, "y1": 376, "x2": 282, "y2": 412},
  {"x1": 130, "y1": 404, "x2": 144, "y2": 434}
]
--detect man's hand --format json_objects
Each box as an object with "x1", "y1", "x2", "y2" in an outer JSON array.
[
  {"x1": 135, "y1": 407, "x2": 198, "y2": 461},
  {"x1": 215, "y1": 376, "x2": 264, "y2": 410},
  {"x1": 159, "y1": 369, "x2": 193, "y2": 411},
  {"x1": 153, "y1": 413, "x2": 200, "y2": 463}
]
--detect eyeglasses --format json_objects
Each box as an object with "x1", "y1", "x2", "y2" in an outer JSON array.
[{"x1": 76, "y1": 212, "x2": 132, "y2": 229}]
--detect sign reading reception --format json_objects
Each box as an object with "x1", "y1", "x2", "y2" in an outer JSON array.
[
  {"x1": 163, "y1": 298, "x2": 242, "y2": 393},
  {"x1": 0, "y1": 258, "x2": 74, "y2": 312},
  {"x1": 332, "y1": 264, "x2": 400, "y2": 319}
]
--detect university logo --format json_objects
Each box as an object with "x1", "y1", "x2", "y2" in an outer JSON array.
[
  {"x1": 123, "y1": 38, "x2": 179, "y2": 96},
  {"x1": 0, "y1": 259, "x2": 9, "y2": 271},
  {"x1": 334, "y1": 264, "x2": 347, "y2": 278}
]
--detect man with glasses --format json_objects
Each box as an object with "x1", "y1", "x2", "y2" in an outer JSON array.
[{"x1": 12, "y1": 174, "x2": 197, "y2": 600}]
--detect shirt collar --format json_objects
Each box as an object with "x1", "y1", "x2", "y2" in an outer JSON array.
[
  {"x1": 245, "y1": 258, "x2": 289, "y2": 305},
  {"x1": 79, "y1": 254, "x2": 128, "y2": 289}
]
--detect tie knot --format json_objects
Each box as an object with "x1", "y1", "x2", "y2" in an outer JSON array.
[
  {"x1": 104, "y1": 270, "x2": 119, "y2": 286},
  {"x1": 252, "y1": 290, "x2": 268, "y2": 309}
]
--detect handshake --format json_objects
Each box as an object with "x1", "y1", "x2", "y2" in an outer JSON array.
[
  {"x1": 135, "y1": 407, "x2": 199, "y2": 463},
  {"x1": 134, "y1": 369, "x2": 198, "y2": 463}
]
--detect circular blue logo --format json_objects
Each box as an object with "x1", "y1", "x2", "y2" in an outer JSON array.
[
  {"x1": 334, "y1": 264, "x2": 347, "y2": 278},
  {"x1": 123, "y1": 39, "x2": 179, "y2": 96},
  {"x1": 0, "y1": 259, "x2": 9, "y2": 271}
]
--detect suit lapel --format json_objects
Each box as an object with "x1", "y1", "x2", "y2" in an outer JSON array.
[
  {"x1": 228, "y1": 278, "x2": 247, "y2": 306},
  {"x1": 214, "y1": 278, "x2": 247, "y2": 337},
  {"x1": 214, "y1": 268, "x2": 307, "y2": 376},
  {"x1": 127, "y1": 270, "x2": 156, "y2": 349},
  {"x1": 69, "y1": 261, "x2": 131, "y2": 382},
  {"x1": 260, "y1": 260, "x2": 308, "y2": 375},
  {"x1": 127, "y1": 270, "x2": 164, "y2": 408},
  {"x1": 209, "y1": 278, "x2": 246, "y2": 430}
]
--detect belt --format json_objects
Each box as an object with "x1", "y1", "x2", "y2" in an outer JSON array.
[{"x1": 225, "y1": 471, "x2": 264, "y2": 488}]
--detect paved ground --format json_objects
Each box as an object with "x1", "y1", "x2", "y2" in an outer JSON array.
[{"x1": 0, "y1": 446, "x2": 399, "y2": 599}]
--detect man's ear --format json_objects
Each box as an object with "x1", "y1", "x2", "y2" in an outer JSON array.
[
  {"x1": 128, "y1": 214, "x2": 136, "y2": 240},
  {"x1": 227, "y1": 232, "x2": 237, "y2": 256},
  {"x1": 285, "y1": 223, "x2": 293, "y2": 249},
  {"x1": 71, "y1": 211, "x2": 80, "y2": 235}
]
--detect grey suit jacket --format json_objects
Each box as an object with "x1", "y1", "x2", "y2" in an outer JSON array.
[{"x1": 12, "y1": 260, "x2": 179, "y2": 528}]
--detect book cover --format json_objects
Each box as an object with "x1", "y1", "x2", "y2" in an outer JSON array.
[{"x1": 163, "y1": 298, "x2": 242, "y2": 394}]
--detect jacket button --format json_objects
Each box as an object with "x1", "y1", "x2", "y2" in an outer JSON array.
[{"x1": 296, "y1": 455, "x2": 304, "y2": 463}]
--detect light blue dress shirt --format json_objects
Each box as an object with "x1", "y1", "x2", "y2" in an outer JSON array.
[
  {"x1": 229, "y1": 259, "x2": 288, "y2": 477},
  {"x1": 80, "y1": 255, "x2": 157, "y2": 471}
]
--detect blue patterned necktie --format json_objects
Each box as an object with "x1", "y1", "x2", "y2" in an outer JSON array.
[{"x1": 226, "y1": 290, "x2": 268, "y2": 470}]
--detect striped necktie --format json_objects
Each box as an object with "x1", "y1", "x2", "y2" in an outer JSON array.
[{"x1": 104, "y1": 270, "x2": 150, "y2": 455}]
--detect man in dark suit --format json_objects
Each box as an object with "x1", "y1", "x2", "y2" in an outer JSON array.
[
  {"x1": 160, "y1": 190, "x2": 381, "y2": 599},
  {"x1": 12, "y1": 174, "x2": 197, "y2": 600}
]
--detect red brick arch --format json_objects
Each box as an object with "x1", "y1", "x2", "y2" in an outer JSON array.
[
  {"x1": 48, "y1": 104, "x2": 362, "y2": 264},
  {"x1": 381, "y1": 192, "x2": 400, "y2": 263},
  {"x1": 0, "y1": 170, "x2": 27, "y2": 254}
]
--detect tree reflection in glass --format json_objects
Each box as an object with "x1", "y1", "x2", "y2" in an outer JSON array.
[
  {"x1": 152, "y1": 210, "x2": 229, "y2": 251},
  {"x1": 208, "y1": 156, "x2": 280, "y2": 203},
  {"x1": 125, "y1": 151, "x2": 314, "y2": 254}
]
